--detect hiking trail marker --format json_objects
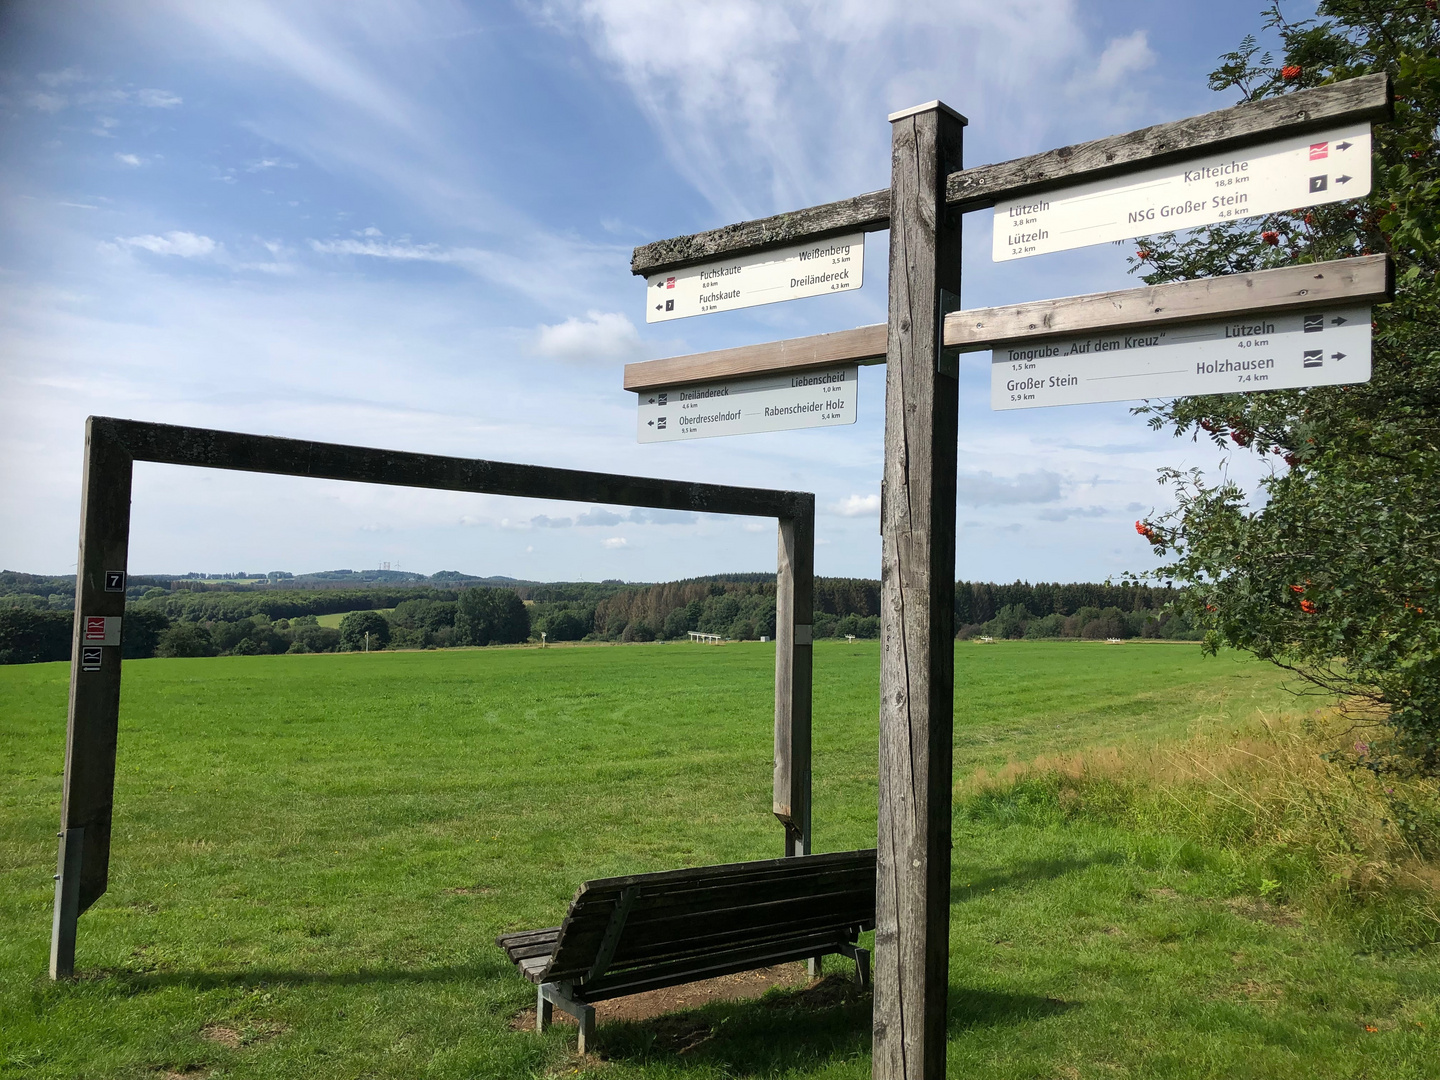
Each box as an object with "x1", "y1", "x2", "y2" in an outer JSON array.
[
  {"x1": 992, "y1": 304, "x2": 1373, "y2": 409},
  {"x1": 637, "y1": 365, "x2": 857, "y2": 442},
  {"x1": 628, "y1": 73, "x2": 1392, "y2": 1080},
  {"x1": 645, "y1": 233, "x2": 863, "y2": 322},
  {"x1": 994, "y1": 123, "x2": 1371, "y2": 260}
]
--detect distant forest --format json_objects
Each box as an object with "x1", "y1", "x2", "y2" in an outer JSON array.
[{"x1": 0, "y1": 569, "x2": 1198, "y2": 664}]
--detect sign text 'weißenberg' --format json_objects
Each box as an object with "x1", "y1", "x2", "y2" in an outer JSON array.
[
  {"x1": 992, "y1": 304, "x2": 1371, "y2": 410},
  {"x1": 993, "y1": 124, "x2": 1371, "y2": 261},
  {"x1": 645, "y1": 234, "x2": 863, "y2": 322},
  {"x1": 637, "y1": 366, "x2": 858, "y2": 441}
]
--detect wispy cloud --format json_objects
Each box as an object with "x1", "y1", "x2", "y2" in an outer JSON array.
[
  {"x1": 830, "y1": 493, "x2": 880, "y2": 517},
  {"x1": 118, "y1": 231, "x2": 219, "y2": 257},
  {"x1": 540, "y1": 0, "x2": 1125, "y2": 222},
  {"x1": 114, "y1": 153, "x2": 143, "y2": 167},
  {"x1": 957, "y1": 470, "x2": 1063, "y2": 506},
  {"x1": 535, "y1": 310, "x2": 647, "y2": 364},
  {"x1": 602, "y1": 536, "x2": 629, "y2": 549}
]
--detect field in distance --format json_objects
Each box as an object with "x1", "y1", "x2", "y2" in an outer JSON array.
[
  {"x1": 2, "y1": 642, "x2": 1435, "y2": 1078},
  {"x1": 313, "y1": 607, "x2": 395, "y2": 628}
]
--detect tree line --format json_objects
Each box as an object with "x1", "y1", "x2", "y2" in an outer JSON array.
[{"x1": 1, "y1": 573, "x2": 1197, "y2": 664}]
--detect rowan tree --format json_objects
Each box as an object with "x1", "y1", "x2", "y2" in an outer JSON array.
[{"x1": 1132, "y1": 1, "x2": 1440, "y2": 769}]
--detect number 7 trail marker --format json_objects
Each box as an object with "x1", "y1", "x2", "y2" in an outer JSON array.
[{"x1": 626, "y1": 74, "x2": 1392, "y2": 1080}]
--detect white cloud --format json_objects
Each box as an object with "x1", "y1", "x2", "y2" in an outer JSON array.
[
  {"x1": 37, "y1": 67, "x2": 84, "y2": 88},
  {"x1": 575, "y1": 508, "x2": 624, "y2": 526},
  {"x1": 956, "y1": 470, "x2": 1062, "y2": 506},
  {"x1": 247, "y1": 157, "x2": 297, "y2": 172},
  {"x1": 25, "y1": 91, "x2": 67, "y2": 113},
  {"x1": 118, "y1": 231, "x2": 219, "y2": 258},
  {"x1": 114, "y1": 152, "x2": 142, "y2": 166},
  {"x1": 602, "y1": 536, "x2": 629, "y2": 549},
  {"x1": 132, "y1": 88, "x2": 183, "y2": 108},
  {"x1": 541, "y1": 0, "x2": 1100, "y2": 221},
  {"x1": 530, "y1": 514, "x2": 573, "y2": 528},
  {"x1": 1090, "y1": 30, "x2": 1156, "y2": 89},
  {"x1": 831, "y1": 493, "x2": 880, "y2": 517},
  {"x1": 534, "y1": 310, "x2": 646, "y2": 364}
]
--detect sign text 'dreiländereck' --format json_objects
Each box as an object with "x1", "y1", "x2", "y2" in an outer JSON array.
[
  {"x1": 645, "y1": 235, "x2": 863, "y2": 322},
  {"x1": 992, "y1": 305, "x2": 1372, "y2": 410},
  {"x1": 993, "y1": 124, "x2": 1371, "y2": 261},
  {"x1": 637, "y1": 366, "x2": 858, "y2": 441}
]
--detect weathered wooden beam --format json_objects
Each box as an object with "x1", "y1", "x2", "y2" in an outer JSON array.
[
  {"x1": 631, "y1": 189, "x2": 890, "y2": 278},
  {"x1": 94, "y1": 417, "x2": 807, "y2": 522},
  {"x1": 630, "y1": 75, "x2": 1390, "y2": 276},
  {"x1": 874, "y1": 100, "x2": 965, "y2": 1080},
  {"x1": 622, "y1": 255, "x2": 1391, "y2": 390},
  {"x1": 624, "y1": 324, "x2": 887, "y2": 391},
  {"x1": 51, "y1": 418, "x2": 133, "y2": 978},
  {"x1": 947, "y1": 254, "x2": 1392, "y2": 348},
  {"x1": 775, "y1": 507, "x2": 815, "y2": 859},
  {"x1": 948, "y1": 72, "x2": 1390, "y2": 209}
]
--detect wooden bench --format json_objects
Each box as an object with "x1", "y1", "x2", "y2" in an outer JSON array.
[{"x1": 496, "y1": 849, "x2": 877, "y2": 1052}]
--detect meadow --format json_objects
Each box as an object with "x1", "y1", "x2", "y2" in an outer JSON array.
[{"x1": 1, "y1": 641, "x2": 1436, "y2": 1078}]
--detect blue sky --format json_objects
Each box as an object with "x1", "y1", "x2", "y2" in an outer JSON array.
[{"x1": 0, "y1": 0, "x2": 1303, "y2": 583}]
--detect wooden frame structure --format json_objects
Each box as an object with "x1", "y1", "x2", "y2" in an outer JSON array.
[
  {"x1": 50, "y1": 416, "x2": 816, "y2": 979},
  {"x1": 628, "y1": 73, "x2": 1392, "y2": 1078}
]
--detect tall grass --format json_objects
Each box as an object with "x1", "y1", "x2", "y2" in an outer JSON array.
[{"x1": 961, "y1": 711, "x2": 1440, "y2": 950}]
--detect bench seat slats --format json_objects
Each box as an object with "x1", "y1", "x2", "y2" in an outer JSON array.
[
  {"x1": 571, "y1": 849, "x2": 874, "y2": 898},
  {"x1": 497, "y1": 849, "x2": 877, "y2": 996},
  {"x1": 583, "y1": 930, "x2": 857, "y2": 1001},
  {"x1": 547, "y1": 894, "x2": 871, "y2": 959},
  {"x1": 496, "y1": 926, "x2": 561, "y2": 947},
  {"x1": 542, "y1": 868, "x2": 874, "y2": 973}
]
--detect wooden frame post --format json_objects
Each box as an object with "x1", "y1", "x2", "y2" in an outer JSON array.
[
  {"x1": 52, "y1": 418, "x2": 133, "y2": 978},
  {"x1": 775, "y1": 506, "x2": 815, "y2": 857},
  {"x1": 48, "y1": 417, "x2": 814, "y2": 978},
  {"x1": 874, "y1": 101, "x2": 965, "y2": 1080}
]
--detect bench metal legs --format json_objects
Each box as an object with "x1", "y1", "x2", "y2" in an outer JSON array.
[
  {"x1": 538, "y1": 982, "x2": 596, "y2": 1054},
  {"x1": 838, "y1": 941, "x2": 871, "y2": 989}
]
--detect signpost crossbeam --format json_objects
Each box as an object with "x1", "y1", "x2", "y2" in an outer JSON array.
[
  {"x1": 630, "y1": 74, "x2": 1389, "y2": 277},
  {"x1": 623, "y1": 256, "x2": 1391, "y2": 391}
]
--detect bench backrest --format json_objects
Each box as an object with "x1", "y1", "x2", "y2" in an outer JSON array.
[{"x1": 539, "y1": 849, "x2": 876, "y2": 997}]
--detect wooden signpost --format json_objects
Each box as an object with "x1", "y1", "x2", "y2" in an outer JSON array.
[{"x1": 628, "y1": 74, "x2": 1391, "y2": 1079}]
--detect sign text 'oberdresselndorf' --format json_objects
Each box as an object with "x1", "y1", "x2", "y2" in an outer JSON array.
[
  {"x1": 993, "y1": 124, "x2": 1371, "y2": 261},
  {"x1": 638, "y1": 366, "x2": 858, "y2": 441},
  {"x1": 645, "y1": 235, "x2": 863, "y2": 322},
  {"x1": 992, "y1": 305, "x2": 1371, "y2": 410}
]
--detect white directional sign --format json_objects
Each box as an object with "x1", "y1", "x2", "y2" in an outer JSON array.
[
  {"x1": 993, "y1": 124, "x2": 1371, "y2": 261},
  {"x1": 991, "y1": 305, "x2": 1371, "y2": 410},
  {"x1": 637, "y1": 366, "x2": 858, "y2": 441},
  {"x1": 645, "y1": 234, "x2": 863, "y2": 322}
]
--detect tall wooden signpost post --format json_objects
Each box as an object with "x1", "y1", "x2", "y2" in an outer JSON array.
[
  {"x1": 627, "y1": 74, "x2": 1391, "y2": 1078},
  {"x1": 875, "y1": 102, "x2": 965, "y2": 1076}
]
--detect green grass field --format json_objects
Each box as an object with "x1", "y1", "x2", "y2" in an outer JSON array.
[
  {"x1": 1, "y1": 642, "x2": 1436, "y2": 1078},
  {"x1": 313, "y1": 607, "x2": 395, "y2": 628}
]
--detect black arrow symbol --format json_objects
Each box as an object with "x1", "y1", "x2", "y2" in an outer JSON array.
[
  {"x1": 1336, "y1": 174, "x2": 1353, "y2": 184},
  {"x1": 1331, "y1": 352, "x2": 1346, "y2": 361},
  {"x1": 654, "y1": 303, "x2": 663, "y2": 311},
  {"x1": 1336, "y1": 141, "x2": 1352, "y2": 151},
  {"x1": 1332, "y1": 316, "x2": 1347, "y2": 326},
  {"x1": 647, "y1": 420, "x2": 655, "y2": 427},
  {"x1": 647, "y1": 397, "x2": 656, "y2": 404}
]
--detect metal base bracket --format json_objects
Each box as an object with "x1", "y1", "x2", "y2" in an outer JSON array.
[
  {"x1": 539, "y1": 982, "x2": 597, "y2": 1053},
  {"x1": 49, "y1": 827, "x2": 84, "y2": 980},
  {"x1": 838, "y1": 941, "x2": 871, "y2": 989}
]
